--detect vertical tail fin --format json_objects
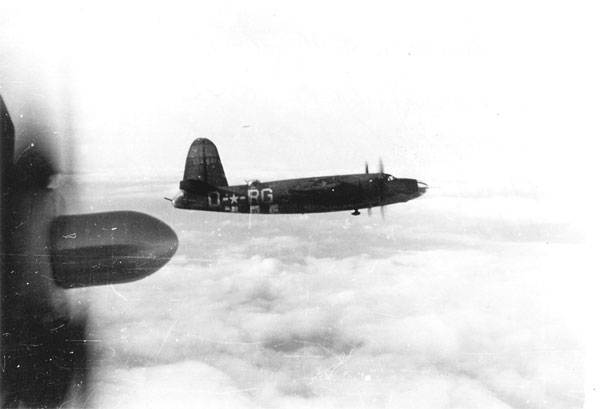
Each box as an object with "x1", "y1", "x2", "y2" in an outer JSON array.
[{"x1": 182, "y1": 138, "x2": 228, "y2": 187}]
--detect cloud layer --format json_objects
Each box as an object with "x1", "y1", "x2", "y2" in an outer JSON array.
[{"x1": 64, "y1": 187, "x2": 584, "y2": 408}]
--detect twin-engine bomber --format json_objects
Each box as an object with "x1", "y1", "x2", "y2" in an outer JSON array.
[{"x1": 170, "y1": 138, "x2": 427, "y2": 216}]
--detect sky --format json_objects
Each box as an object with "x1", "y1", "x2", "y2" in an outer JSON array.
[
  {"x1": 0, "y1": 1, "x2": 596, "y2": 408},
  {"x1": 1, "y1": 2, "x2": 597, "y2": 190}
]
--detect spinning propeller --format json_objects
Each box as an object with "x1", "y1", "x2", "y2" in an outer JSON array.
[
  {"x1": 1, "y1": 90, "x2": 178, "y2": 407},
  {"x1": 364, "y1": 158, "x2": 386, "y2": 218}
]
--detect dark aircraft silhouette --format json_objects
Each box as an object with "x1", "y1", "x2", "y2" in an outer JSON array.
[
  {"x1": 171, "y1": 138, "x2": 427, "y2": 215},
  {"x1": 1, "y1": 93, "x2": 178, "y2": 408}
]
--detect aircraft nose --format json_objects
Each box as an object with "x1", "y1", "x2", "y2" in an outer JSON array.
[{"x1": 417, "y1": 180, "x2": 428, "y2": 196}]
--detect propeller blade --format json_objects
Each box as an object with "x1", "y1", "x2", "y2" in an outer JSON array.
[
  {"x1": 1, "y1": 94, "x2": 15, "y2": 171},
  {"x1": 368, "y1": 206, "x2": 372, "y2": 217},
  {"x1": 365, "y1": 162, "x2": 369, "y2": 174},
  {"x1": 381, "y1": 204, "x2": 385, "y2": 219},
  {"x1": 2, "y1": 90, "x2": 89, "y2": 408},
  {"x1": 377, "y1": 160, "x2": 385, "y2": 206},
  {"x1": 1, "y1": 81, "x2": 180, "y2": 407}
]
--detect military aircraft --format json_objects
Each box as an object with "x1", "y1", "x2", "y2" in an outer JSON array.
[{"x1": 170, "y1": 138, "x2": 427, "y2": 216}]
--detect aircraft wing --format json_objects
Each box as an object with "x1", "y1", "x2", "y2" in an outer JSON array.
[
  {"x1": 287, "y1": 178, "x2": 363, "y2": 206},
  {"x1": 288, "y1": 178, "x2": 346, "y2": 194}
]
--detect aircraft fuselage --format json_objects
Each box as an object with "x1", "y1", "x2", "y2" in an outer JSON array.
[{"x1": 174, "y1": 173, "x2": 427, "y2": 214}]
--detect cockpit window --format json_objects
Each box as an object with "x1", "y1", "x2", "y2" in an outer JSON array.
[{"x1": 387, "y1": 175, "x2": 395, "y2": 181}]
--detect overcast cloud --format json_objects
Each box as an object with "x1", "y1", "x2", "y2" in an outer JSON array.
[{"x1": 60, "y1": 183, "x2": 585, "y2": 409}]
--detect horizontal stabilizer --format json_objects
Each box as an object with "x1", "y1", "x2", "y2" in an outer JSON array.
[{"x1": 179, "y1": 179, "x2": 216, "y2": 194}]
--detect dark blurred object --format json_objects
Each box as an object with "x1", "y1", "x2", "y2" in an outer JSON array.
[
  {"x1": 2, "y1": 92, "x2": 88, "y2": 408},
  {"x1": 1, "y1": 316, "x2": 88, "y2": 408},
  {"x1": 1, "y1": 92, "x2": 178, "y2": 407},
  {"x1": 0, "y1": 92, "x2": 14, "y2": 406}
]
